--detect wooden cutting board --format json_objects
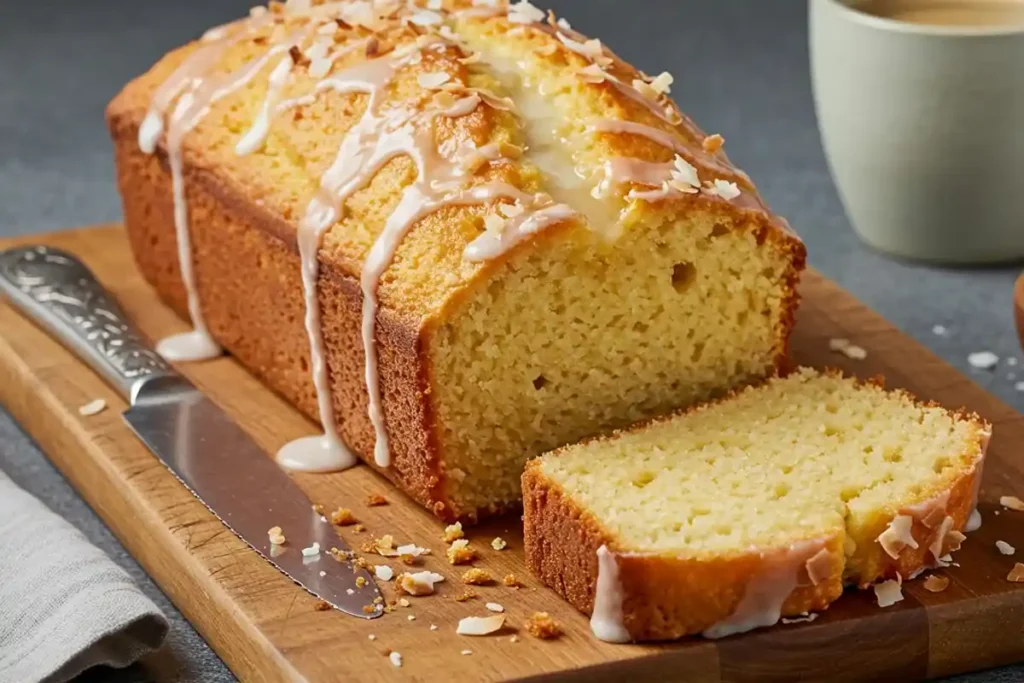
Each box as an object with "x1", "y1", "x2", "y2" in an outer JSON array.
[{"x1": 2, "y1": 225, "x2": 1023, "y2": 683}]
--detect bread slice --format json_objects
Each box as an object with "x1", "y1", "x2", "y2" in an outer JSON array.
[
  {"x1": 106, "y1": 1, "x2": 804, "y2": 520},
  {"x1": 522, "y1": 368, "x2": 990, "y2": 641}
]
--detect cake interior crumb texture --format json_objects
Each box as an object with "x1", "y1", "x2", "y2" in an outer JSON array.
[{"x1": 537, "y1": 369, "x2": 986, "y2": 581}]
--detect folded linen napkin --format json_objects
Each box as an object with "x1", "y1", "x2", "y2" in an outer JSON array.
[{"x1": 0, "y1": 470, "x2": 168, "y2": 683}]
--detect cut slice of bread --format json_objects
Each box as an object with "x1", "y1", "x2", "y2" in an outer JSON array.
[{"x1": 522, "y1": 368, "x2": 990, "y2": 642}]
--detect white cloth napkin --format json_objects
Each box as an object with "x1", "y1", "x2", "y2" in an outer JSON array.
[{"x1": 0, "y1": 470, "x2": 168, "y2": 683}]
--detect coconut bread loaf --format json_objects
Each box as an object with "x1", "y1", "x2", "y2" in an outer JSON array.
[
  {"x1": 106, "y1": 0, "x2": 805, "y2": 521},
  {"x1": 522, "y1": 368, "x2": 990, "y2": 641}
]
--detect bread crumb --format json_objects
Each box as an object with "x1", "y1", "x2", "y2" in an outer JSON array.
[
  {"x1": 362, "y1": 604, "x2": 376, "y2": 614},
  {"x1": 330, "y1": 507, "x2": 357, "y2": 525},
  {"x1": 923, "y1": 575, "x2": 950, "y2": 592},
  {"x1": 356, "y1": 576, "x2": 367, "y2": 588},
  {"x1": 447, "y1": 539, "x2": 478, "y2": 565},
  {"x1": 1000, "y1": 495, "x2": 1024, "y2": 512},
  {"x1": 267, "y1": 526, "x2": 286, "y2": 545},
  {"x1": 503, "y1": 573, "x2": 523, "y2": 588},
  {"x1": 314, "y1": 600, "x2": 331, "y2": 611},
  {"x1": 485, "y1": 602, "x2": 505, "y2": 613},
  {"x1": 997, "y1": 540, "x2": 1016, "y2": 555},
  {"x1": 525, "y1": 612, "x2": 562, "y2": 639},
  {"x1": 454, "y1": 590, "x2": 476, "y2": 602},
  {"x1": 462, "y1": 568, "x2": 493, "y2": 585},
  {"x1": 1008, "y1": 563, "x2": 1024, "y2": 582},
  {"x1": 353, "y1": 523, "x2": 366, "y2": 533},
  {"x1": 366, "y1": 493, "x2": 388, "y2": 506},
  {"x1": 491, "y1": 537, "x2": 508, "y2": 551},
  {"x1": 78, "y1": 399, "x2": 107, "y2": 417},
  {"x1": 442, "y1": 522, "x2": 464, "y2": 543}
]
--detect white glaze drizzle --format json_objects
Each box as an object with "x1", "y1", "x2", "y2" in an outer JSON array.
[
  {"x1": 702, "y1": 539, "x2": 828, "y2": 639},
  {"x1": 156, "y1": 35, "x2": 298, "y2": 362},
  {"x1": 591, "y1": 545, "x2": 631, "y2": 643},
  {"x1": 235, "y1": 54, "x2": 295, "y2": 156}
]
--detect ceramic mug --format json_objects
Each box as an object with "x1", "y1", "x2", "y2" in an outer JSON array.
[{"x1": 810, "y1": 0, "x2": 1024, "y2": 264}]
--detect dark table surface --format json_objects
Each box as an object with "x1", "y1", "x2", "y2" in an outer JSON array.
[{"x1": 1, "y1": 1, "x2": 1021, "y2": 681}]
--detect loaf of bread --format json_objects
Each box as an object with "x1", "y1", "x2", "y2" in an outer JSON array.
[
  {"x1": 522, "y1": 368, "x2": 990, "y2": 641},
  {"x1": 106, "y1": 0, "x2": 805, "y2": 521}
]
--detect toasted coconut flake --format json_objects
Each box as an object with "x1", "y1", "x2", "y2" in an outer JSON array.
[
  {"x1": 396, "y1": 543, "x2": 429, "y2": 557},
  {"x1": 929, "y1": 516, "x2": 955, "y2": 560},
  {"x1": 874, "y1": 578, "x2": 904, "y2": 608},
  {"x1": 705, "y1": 179, "x2": 741, "y2": 201},
  {"x1": 649, "y1": 71, "x2": 674, "y2": 94},
  {"x1": 577, "y1": 64, "x2": 608, "y2": 84},
  {"x1": 525, "y1": 612, "x2": 562, "y2": 639},
  {"x1": 389, "y1": 651, "x2": 402, "y2": 667},
  {"x1": 668, "y1": 155, "x2": 700, "y2": 193},
  {"x1": 457, "y1": 614, "x2": 505, "y2": 635},
  {"x1": 78, "y1": 399, "x2": 107, "y2": 417},
  {"x1": 410, "y1": 9, "x2": 443, "y2": 26},
  {"x1": 461, "y1": 649, "x2": 473, "y2": 655},
  {"x1": 375, "y1": 565, "x2": 394, "y2": 581},
  {"x1": 557, "y1": 17, "x2": 571, "y2": 30},
  {"x1": 430, "y1": 624, "x2": 439, "y2": 630},
  {"x1": 780, "y1": 612, "x2": 818, "y2": 624},
  {"x1": 703, "y1": 134, "x2": 725, "y2": 154},
  {"x1": 491, "y1": 537, "x2": 508, "y2": 551},
  {"x1": 397, "y1": 570, "x2": 446, "y2": 596},
  {"x1": 804, "y1": 548, "x2": 833, "y2": 586},
  {"x1": 1008, "y1": 563, "x2": 1024, "y2": 582},
  {"x1": 418, "y1": 71, "x2": 451, "y2": 89},
  {"x1": 923, "y1": 575, "x2": 950, "y2": 592},
  {"x1": 268, "y1": 526, "x2": 286, "y2": 545},
  {"x1": 945, "y1": 529, "x2": 967, "y2": 554},
  {"x1": 399, "y1": 597, "x2": 411, "y2": 607},
  {"x1": 485, "y1": 602, "x2": 505, "y2": 613},
  {"x1": 968, "y1": 351, "x2": 999, "y2": 370},
  {"x1": 1001, "y1": 495, "x2": 1024, "y2": 511},
  {"x1": 997, "y1": 540, "x2": 1016, "y2": 555},
  {"x1": 878, "y1": 515, "x2": 919, "y2": 559},
  {"x1": 508, "y1": 0, "x2": 545, "y2": 24}
]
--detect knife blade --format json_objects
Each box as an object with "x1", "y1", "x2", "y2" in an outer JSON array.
[{"x1": 0, "y1": 245, "x2": 382, "y2": 618}]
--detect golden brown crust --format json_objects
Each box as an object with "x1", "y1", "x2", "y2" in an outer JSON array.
[
  {"x1": 522, "y1": 462, "x2": 843, "y2": 641},
  {"x1": 523, "y1": 376, "x2": 992, "y2": 640}
]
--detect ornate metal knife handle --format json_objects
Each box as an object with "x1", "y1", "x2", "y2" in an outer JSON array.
[{"x1": 0, "y1": 245, "x2": 178, "y2": 403}]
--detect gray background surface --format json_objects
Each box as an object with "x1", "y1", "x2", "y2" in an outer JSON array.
[{"x1": 0, "y1": 1, "x2": 1020, "y2": 681}]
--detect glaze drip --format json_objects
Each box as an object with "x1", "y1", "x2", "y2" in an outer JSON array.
[{"x1": 591, "y1": 545, "x2": 631, "y2": 643}]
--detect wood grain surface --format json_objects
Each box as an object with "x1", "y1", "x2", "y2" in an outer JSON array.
[{"x1": 1, "y1": 225, "x2": 1022, "y2": 683}]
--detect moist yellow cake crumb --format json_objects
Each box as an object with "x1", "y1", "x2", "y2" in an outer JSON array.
[
  {"x1": 442, "y1": 522, "x2": 465, "y2": 543},
  {"x1": 366, "y1": 493, "x2": 389, "y2": 507},
  {"x1": 330, "y1": 507, "x2": 357, "y2": 526},
  {"x1": 461, "y1": 568, "x2": 494, "y2": 585},
  {"x1": 503, "y1": 573, "x2": 523, "y2": 588},
  {"x1": 447, "y1": 539, "x2": 477, "y2": 565},
  {"x1": 525, "y1": 612, "x2": 562, "y2": 639}
]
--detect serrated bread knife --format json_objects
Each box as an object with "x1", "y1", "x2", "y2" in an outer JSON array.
[{"x1": 0, "y1": 245, "x2": 382, "y2": 618}]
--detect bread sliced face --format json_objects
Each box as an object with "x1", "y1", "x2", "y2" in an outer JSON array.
[{"x1": 524, "y1": 368, "x2": 990, "y2": 641}]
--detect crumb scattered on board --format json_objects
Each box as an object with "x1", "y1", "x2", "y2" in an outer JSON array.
[
  {"x1": 923, "y1": 575, "x2": 949, "y2": 592},
  {"x1": 491, "y1": 537, "x2": 508, "y2": 551},
  {"x1": 443, "y1": 522, "x2": 464, "y2": 543},
  {"x1": 525, "y1": 612, "x2": 562, "y2": 639},
  {"x1": 828, "y1": 338, "x2": 867, "y2": 360},
  {"x1": 1008, "y1": 564, "x2": 1024, "y2": 582},
  {"x1": 314, "y1": 600, "x2": 331, "y2": 611},
  {"x1": 454, "y1": 590, "x2": 476, "y2": 602},
  {"x1": 996, "y1": 540, "x2": 1016, "y2": 556},
  {"x1": 967, "y1": 351, "x2": 999, "y2": 370},
  {"x1": 267, "y1": 526, "x2": 286, "y2": 545},
  {"x1": 389, "y1": 651, "x2": 402, "y2": 667},
  {"x1": 874, "y1": 579, "x2": 903, "y2": 608},
  {"x1": 331, "y1": 507, "x2": 357, "y2": 525},
  {"x1": 503, "y1": 573, "x2": 523, "y2": 588},
  {"x1": 78, "y1": 399, "x2": 107, "y2": 416},
  {"x1": 485, "y1": 602, "x2": 505, "y2": 613},
  {"x1": 462, "y1": 568, "x2": 493, "y2": 585},
  {"x1": 367, "y1": 492, "x2": 388, "y2": 506},
  {"x1": 1000, "y1": 495, "x2": 1024, "y2": 512},
  {"x1": 457, "y1": 614, "x2": 505, "y2": 636},
  {"x1": 447, "y1": 539, "x2": 477, "y2": 565}
]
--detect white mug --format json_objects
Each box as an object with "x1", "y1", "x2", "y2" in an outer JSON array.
[{"x1": 810, "y1": 0, "x2": 1024, "y2": 264}]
